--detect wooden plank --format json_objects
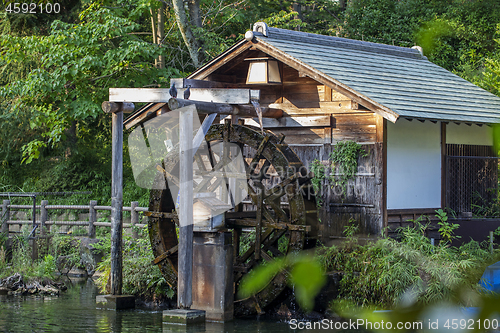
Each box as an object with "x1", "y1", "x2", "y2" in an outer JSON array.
[
  {"x1": 110, "y1": 110, "x2": 124, "y2": 295},
  {"x1": 269, "y1": 127, "x2": 330, "y2": 144},
  {"x1": 168, "y1": 98, "x2": 283, "y2": 118},
  {"x1": 324, "y1": 86, "x2": 332, "y2": 102},
  {"x1": 334, "y1": 114, "x2": 376, "y2": 127},
  {"x1": 110, "y1": 88, "x2": 258, "y2": 104},
  {"x1": 375, "y1": 114, "x2": 384, "y2": 143},
  {"x1": 332, "y1": 131, "x2": 376, "y2": 143},
  {"x1": 124, "y1": 103, "x2": 165, "y2": 130},
  {"x1": 245, "y1": 115, "x2": 330, "y2": 128},
  {"x1": 334, "y1": 124, "x2": 376, "y2": 133},
  {"x1": 177, "y1": 104, "x2": 195, "y2": 308},
  {"x1": 267, "y1": 101, "x2": 367, "y2": 115},
  {"x1": 170, "y1": 78, "x2": 238, "y2": 89}
]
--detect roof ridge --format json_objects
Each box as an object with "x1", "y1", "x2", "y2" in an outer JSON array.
[{"x1": 254, "y1": 24, "x2": 424, "y2": 60}]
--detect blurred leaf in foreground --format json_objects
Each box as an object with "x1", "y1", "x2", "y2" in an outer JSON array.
[{"x1": 238, "y1": 253, "x2": 326, "y2": 312}]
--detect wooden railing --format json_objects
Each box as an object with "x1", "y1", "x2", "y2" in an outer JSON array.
[{"x1": 0, "y1": 200, "x2": 148, "y2": 238}]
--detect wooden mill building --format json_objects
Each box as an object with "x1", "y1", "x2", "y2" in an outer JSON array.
[{"x1": 126, "y1": 22, "x2": 500, "y2": 243}]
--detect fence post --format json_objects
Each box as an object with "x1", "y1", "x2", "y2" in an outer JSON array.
[
  {"x1": 130, "y1": 201, "x2": 139, "y2": 239},
  {"x1": 89, "y1": 200, "x2": 97, "y2": 238},
  {"x1": 1, "y1": 200, "x2": 10, "y2": 236},
  {"x1": 40, "y1": 200, "x2": 48, "y2": 236},
  {"x1": 490, "y1": 231, "x2": 494, "y2": 254}
]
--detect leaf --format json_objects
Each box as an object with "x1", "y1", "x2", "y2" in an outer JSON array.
[
  {"x1": 289, "y1": 258, "x2": 326, "y2": 312},
  {"x1": 238, "y1": 258, "x2": 285, "y2": 299}
]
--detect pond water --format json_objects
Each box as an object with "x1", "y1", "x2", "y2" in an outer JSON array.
[{"x1": 0, "y1": 278, "x2": 305, "y2": 333}]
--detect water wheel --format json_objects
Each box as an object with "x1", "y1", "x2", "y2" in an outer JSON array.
[{"x1": 148, "y1": 121, "x2": 318, "y2": 316}]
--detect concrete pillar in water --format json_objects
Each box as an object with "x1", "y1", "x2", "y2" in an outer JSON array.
[{"x1": 191, "y1": 231, "x2": 234, "y2": 321}]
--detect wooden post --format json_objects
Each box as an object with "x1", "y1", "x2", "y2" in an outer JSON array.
[
  {"x1": 130, "y1": 201, "x2": 139, "y2": 239},
  {"x1": 178, "y1": 105, "x2": 195, "y2": 309},
  {"x1": 255, "y1": 189, "x2": 263, "y2": 260},
  {"x1": 110, "y1": 110, "x2": 124, "y2": 295},
  {"x1": 441, "y1": 122, "x2": 447, "y2": 209},
  {"x1": 40, "y1": 200, "x2": 48, "y2": 236},
  {"x1": 490, "y1": 231, "x2": 494, "y2": 254},
  {"x1": 1, "y1": 200, "x2": 10, "y2": 236},
  {"x1": 89, "y1": 200, "x2": 97, "y2": 238}
]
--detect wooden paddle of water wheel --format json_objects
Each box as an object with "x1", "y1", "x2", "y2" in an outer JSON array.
[{"x1": 147, "y1": 121, "x2": 318, "y2": 316}]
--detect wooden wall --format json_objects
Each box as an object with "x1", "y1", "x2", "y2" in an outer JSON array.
[{"x1": 210, "y1": 57, "x2": 385, "y2": 242}]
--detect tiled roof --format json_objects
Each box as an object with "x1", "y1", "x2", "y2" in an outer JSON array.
[{"x1": 255, "y1": 25, "x2": 500, "y2": 123}]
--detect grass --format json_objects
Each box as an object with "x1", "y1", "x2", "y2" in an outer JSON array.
[
  {"x1": 95, "y1": 226, "x2": 175, "y2": 300},
  {"x1": 317, "y1": 222, "x2": 500, "y2": 312}
]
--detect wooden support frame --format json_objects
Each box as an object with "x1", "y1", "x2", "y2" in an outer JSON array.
[
  {"x1": 168, "y1": 98, "x2": 283, "y2": 118},
  {"x1": 177, "y1": 104, "x2": 196, "y2": 309},
  {"x1": 110, "y1": 110, "x2": 124, "y2": 295},
  {"x1": 110, "y1": 88, "x2": 259, "y2": 104},
  {"x1": 441, "y1": 122, "x2": 447, "y2": 208},
  {"x1": 375, "y1": 114, "x2": 387, "y2": 234}
]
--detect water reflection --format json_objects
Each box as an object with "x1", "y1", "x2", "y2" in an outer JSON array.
[{"x1": 0, "y1": 278, "x2": 295, "y2": 333}]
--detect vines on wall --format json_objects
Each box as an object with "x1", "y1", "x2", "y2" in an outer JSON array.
[{"x1": 311, "y1": 140, "x2": 367, "y2": 206}]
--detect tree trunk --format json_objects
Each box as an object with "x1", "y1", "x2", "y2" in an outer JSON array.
[
  {"x1": 150, "y1": 7, "x2": 158, "y2": 68},
  {"x1": 64, "y1": 120, "x2": 77, "y2": 158},
  {"x1": 172, "y1": 0, "x2": 204, "y2": 67},
  {"x1": 188, "y1": 0, "x2": 202, "y2": 27},
  {"x1": 339, "y1": 0, "x2": 346, "y2": 10},
  {"x1": 293, "y1": 2, "x2": 303, "y2": 31},
  {"x1": 157, "y1": 2, "x2": 166, "y2": 69}
]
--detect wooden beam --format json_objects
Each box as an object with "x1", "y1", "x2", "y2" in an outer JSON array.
[
  {"x1": 102, "y1": 102, "x2": 135, "y2": 113},
  {"x1": 170, "y1": 78, "x2": 238, "y2": 89},
  {"x1": 178, "y1": 104, "x2": 195, "y2": 309},
  {"x1": 179, "y1": 88, "x2": 259, "y2": 104},
  {"x1": 245, "y1": 115, "x2": 330, "y2": 128},
  {"x1": 123, "y1": 103, "x2": 165, "y2": 130},
  {"x1": 375, "y1": 114, "x2": 384, "y2": 143},
  {"x1": 110, "y1": 110, "x2": 124, "y2": 295},
  {"x1": 324, "y1": 86, "x2": 332, "y2": 102},
  {"x1": 168, "y1": 98, "x2": 283, "y2": 118},
  {"x1": 382, "y1": 118, "x2": 387, "y2": 234},
  {"x1": 441, "y1": 122, "x2": 446, "y2": 209},
  {"x1": 110, "y1": 88, "x2": 259, "y2": 104}
]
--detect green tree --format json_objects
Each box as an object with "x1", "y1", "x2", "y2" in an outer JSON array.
[{"x1": 0, "y1": 3, "x2": 180, "y2": 163}]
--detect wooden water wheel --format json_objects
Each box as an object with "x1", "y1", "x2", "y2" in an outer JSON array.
[{"x1": 147, "y1": 121, "x2": 318, "y2": 316}]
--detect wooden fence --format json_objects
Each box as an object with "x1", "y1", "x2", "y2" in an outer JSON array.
[{"x1": 0, "y1": 199, "x2": 148, "y2": 238}]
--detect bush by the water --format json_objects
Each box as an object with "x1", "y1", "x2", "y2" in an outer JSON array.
[
  {"x1": 318, "y1": 222, "x2": 500, "y2": 311},
  {"x1": 96, "y1": 226, "x2": 175, "y2": 302}
]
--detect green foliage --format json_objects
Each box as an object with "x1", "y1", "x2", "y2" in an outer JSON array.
[
  {"x1": 481, "y1": 24, "x2": 500, "y2": 97},
  {"x1": 310, "y1": 159, "x2": 325, "y2": 207},
  {"x1": 50, "y1": 231, "x2": 81, "y2": 267},
  {"x1": 435, "y1": 209, "x2": 461, "y2": 244},
  {"x1": 343, "y1": 218, "x2": 359, "y2": 240},
  {"x1": 238, "y1": 253, "x2": 326, "y2": 312},
  {"x1": 96, "y1": 226, "x2": 174, "y2": 298},
  {"x1": 0, "y1": 233, "x2": 57, "y2": 279},
  {"x1": 329, "y1": 140, "x2": 367, "y2": 196},
  {"x1": 0, "y1": 4, "x2": 180, "y2": 163},
  {"x1": 319, "y1": 222, "x2": 497, "y2": 311}
]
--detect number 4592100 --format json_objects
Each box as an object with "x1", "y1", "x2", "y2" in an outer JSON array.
[{"x1": 5, "y1": 3, "x2": 61, "y2": 14}]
